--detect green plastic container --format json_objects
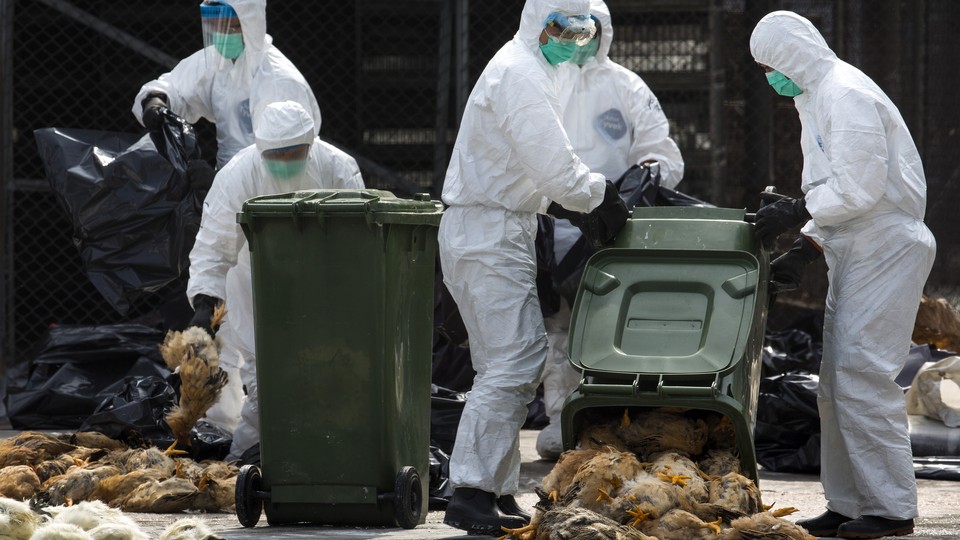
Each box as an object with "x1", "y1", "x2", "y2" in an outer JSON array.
[
  {"x1": 560, "y1": 206, "x2": 770, "y2": 483},
  {"x1": 235, "y1": 189, "x2": 442, "y2": 528}
]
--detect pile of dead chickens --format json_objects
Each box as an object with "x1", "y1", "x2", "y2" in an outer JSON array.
[
  {"x1": 0, "y1": 431, "x2": 237, "y2": 514},
  {"x1": 0, "y1": 496, "x2": 223, "y2": 540},
  {"x1": 503, "y1": 408, "x2": 815, "y2": 540}
]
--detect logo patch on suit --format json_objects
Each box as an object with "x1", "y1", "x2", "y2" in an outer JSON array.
[{"x1": 593, "y1": 108, "x2": 627, "y2": 144}]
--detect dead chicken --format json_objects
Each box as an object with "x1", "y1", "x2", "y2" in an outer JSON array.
[
  {"x1": 35, "y1": 456, "x2": 80, "y2": 483},
  {"x1": 698, "y1": 448, "x2": 741, "y2": 477},
  {"x1": 192, "y1": 472, "x2": 237, "y2": 512},
  {"x1": 173, "y1": 459, "x2": 206, "y2": 484},
  {"x1": 159, "y1": 517, "x2": 225, "y2": 540},
  {"x1": 502, "y1": 488, "x2": 657, "y2": 540},
  {"x1": 29, "y1": 522, "x2": 94, "y2": 540},
  {"x1": 617, "y1": 409, "x2": 708, "y2": 459},
  {"x1": 650, "y1": 451, "x2": 709, "y2": 503},
  {"x1": 121, "y1": 447, "x2": 177, "y2": 478},
  {"x1": 707, "y1": 472, "x2": 763, "y2": 516},
  {"x1": 40, "y1": 465, "x2": 122, "y2": 506},
  {"x1": 120, "y1": 477, "x2": 199, "y2": 513},
  {"x1": 67, "y1": 432, "x2": 129, "y2": 452},
  {"x1": 45, "y1": 500, "x2": 146, "y2": 539},
  {"x1": 577, "y1": 421, "x2": 631, "y2": 452},
  {"x1": 0, "y1": 432, "x2": 76, "y2": 468},
  {"x1": 161, "y1": 304, "x2": 229, "y2": 448},
  {"x1": 607, "y1": 470, "x2": 682, "y2": 526},
  {"x1": 540, "y1": 449, "x2": 598, "y2": 500},
  {"x1": 566, "y1": 448, "x2": 645, "y2": 513},
  {"x1": 642, "y1": 508, "x2": 723, "y2": 540},
  {"x1": 0, "y1": 465, "x2": 41, "y2": 500},
  {"x1": 704, "y1": 413, "x2": 738, "y2": 451},
  {"x1": 720, "y1": 507, "x2": 815, "y2": 540},
  {"x1": 912, "y1": 295, "x2": 960, "y2": 351},
  {"x1": 90, "y1": 469, "x2": 168, "y2": 507},
  {"x1": 0, "y1": 496, "x2": 41, "y2": 539}
]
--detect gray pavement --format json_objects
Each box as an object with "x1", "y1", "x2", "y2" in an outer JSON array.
[
  {"x1": 127, "y1": 430, "x2": 960, "y2": 539},
  {"x1": 3, "y1": 427, "x2": 957, "y2": 539}
]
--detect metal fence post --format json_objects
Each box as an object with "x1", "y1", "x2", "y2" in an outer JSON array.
[{"x1": 0, "y1": 0, "x2": 15, "y2": 377}]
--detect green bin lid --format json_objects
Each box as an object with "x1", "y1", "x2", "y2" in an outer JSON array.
[
  {"x1": 237, "y1": 189, "x2": 443, "y2": 226},
  {"x1": 569, "y1": 248, "x2": 760, "y2": 376}
]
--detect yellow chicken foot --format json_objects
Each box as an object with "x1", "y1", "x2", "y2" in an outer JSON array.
[
  {"x1": 501, "y1": 523, "x2": 536, "y2": 539},
  {"x1": 627, "y1": 506, "x2": 651, "y2": 527},
  {"x1": 771, "y1": 506, "x2": 799, "y2": 517},
  {"x1": 656, "y1": 470, "x2": 691, "y2": 486},
  {"x1": 706, "y1": 518, "x2": 723, "y2": 534},
  {"x1": 621, "y1": 408, "x2": 631, "y2": 429},
  {"x1": 596, "y1": 486, "x2": 615, "y2": 503},
  {"x1": 164, "y1": 441, "x2": 189, "y2": 457}
]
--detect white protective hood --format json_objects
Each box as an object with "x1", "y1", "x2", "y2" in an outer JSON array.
[{"x1": 750, "y1": 11, "x2": 927, "y2": 237}]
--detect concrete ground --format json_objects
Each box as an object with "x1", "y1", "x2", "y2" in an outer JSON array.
[{"x1": 113, "y1": 429, "x2": 960, "y2": 539}]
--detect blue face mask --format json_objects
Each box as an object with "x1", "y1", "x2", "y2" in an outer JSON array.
[
  {"x1": 540, "y1": 39, "x2": 579, "y2": 65},
  {"x1": 766, "y1": 70, "x2": 803, "y2": 97},
  {"x1": 263, "y1": 158, "x2": 307, "y2": 180},
  {"x1": 570, "y1": 37, "x2": 600, "y2": 65},
  {"x1": 213, "y1": 32, "x2": 244, "y2": 59}
]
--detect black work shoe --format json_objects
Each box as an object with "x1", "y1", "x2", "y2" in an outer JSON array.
[
  {"x1": 497, "y1": 494, "x2": 531, "y2": 521},
  {"x1": 837, "y1": 516, "x2": 914, "y2": 539},
  {"x1": 796, "y1": 509, "x2": 855, "y2": 537},
  {"x1": 444, "y1": 487, "x2": 528, "y2": 536}
]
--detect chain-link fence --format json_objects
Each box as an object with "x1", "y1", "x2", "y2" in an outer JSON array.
[{"x1": 3, "y1": 0, "x2": 959, "y2": 375}]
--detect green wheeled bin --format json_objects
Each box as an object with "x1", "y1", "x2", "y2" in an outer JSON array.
[
  {"x1": 233, "y1": 189, "x2": 442, "y2": 528},
  {"x1": 560, "y1": 206, "x2": 770, "y2": 483}
]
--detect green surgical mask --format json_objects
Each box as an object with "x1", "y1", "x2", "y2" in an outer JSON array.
[
  {"x1": 540, "y1": 40, "x2": 579, "y2": 65},
  {"x1": 570, "y1": 37, "x2": 600, "y2": 65},
  {"x1": 263, "y1": 158, "x2": 307, "y2": 180},
  {"x1": 213, "y1": 32, "x2": 244, "y2": 60},
  {"x1": 766, "y1": 70, "x2": 803, "y2": 97}
]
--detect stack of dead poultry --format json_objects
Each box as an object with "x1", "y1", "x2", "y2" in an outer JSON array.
[
  {"x1": 0, "y1": 430, "x2": 237, "y2": 514},
  {"x1": 503, "y1": 408, "x2": 815, "y2": 540},
  {"x1": 0, "y1": 303, "x2": 235, "y2": 514}
]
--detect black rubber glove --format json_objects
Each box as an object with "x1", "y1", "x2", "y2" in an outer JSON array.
[
  {"x1": 547, "y1": 181, "x2": 629, "y2": 248},
  {"x1": 754, "y1": 194, "x2": 811, "y2": 248},
  {"x1": 769, "y1": 235, "x2": 822, "y2": 294},
  {"x1": 186, "y1": 159, "x2": 216, "y2": 192},
  {"x1": 189, "y1": 294, "x2": 223, "y2": 336},
  {"x1": 591, "y1": 180, "x2": 630, "y2": 245},
  {"x1": 141, "y1": 93, "x2": 170, "y2": 132}
]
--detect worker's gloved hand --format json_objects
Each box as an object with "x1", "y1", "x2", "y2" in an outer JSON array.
[
  {"x1": 141, "y1": 93, "x2": 170, "y2": 132},
  {"x1": 769, "y1": 235, "x2": 822, "y2": 294},
  {"x1": 547, "y1": 181, "x2": 629, "y2": 248},
  {"x1": 189, "y1": 294, "x2": 223, "y2": 337},
  {"x1": 754, "y1": 194, "x2": 811, "y2": 248},
  {"x1": 186, "y1": 159, "x2": 216, "y2": 192},
  {"x1": 588, "y1": 180, "x2": 630, "y2": 246}
]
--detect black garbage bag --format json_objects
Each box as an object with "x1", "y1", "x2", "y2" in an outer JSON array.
[
  {"x1": 188, "y1": 419, "x2": 233, "y2": 462},
  {"x1": 431, "y1": 384, "x2": 467, "y2": 455},
  {"x1": 35, "y1": 109, "x2": 206, "y2": 315},
  {"x1": 761, "y1": 327, "x2": 823, "y2": 376},
  {"x1": 429, "y1": 445, "x2": 455, "y2": 509},
  {"x1": 6, "y1": 324, "x2": 170, "y2": 429},
  {"x1": 79, "y1": 374, "x2": 178, "y2": 449},
  {"x1": 754, "y1": 373, "x2": 822, "y2": 473}
]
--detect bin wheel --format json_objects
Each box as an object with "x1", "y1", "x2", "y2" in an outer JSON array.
[
  {"x1": 236, "y1": 464, "x2": 263, "y2": 528},
  {"x1": 393, "y1": 466, "x2": 422, "y2": 529}
]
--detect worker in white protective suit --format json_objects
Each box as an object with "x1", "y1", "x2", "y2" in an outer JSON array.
[
  {"x1": 132, "y1": 0, "x2": 321, "y2": 169},
  {"x1": 132, "y1": 0, "x2": 322, "y2": 438},
  {"x1": 438, "y1": 0, "x2": 629, "y2": 535},
  {"x1": 536, "y1": 0, "x2": 685, "y2": 460},
  {"x1": 750, "y1": 11, "x2": 935, "y2": 540},
  {"x1": 187, "y1": 101, "x2": 363, "y2": 463}
]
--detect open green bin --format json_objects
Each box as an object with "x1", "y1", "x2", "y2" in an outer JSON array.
[
  {"x1": 561, "y1": 206, "x2": 770, "y2": 483},
  {"x1": 235, "y1": 189, "x2": 442, "y2": 528}
]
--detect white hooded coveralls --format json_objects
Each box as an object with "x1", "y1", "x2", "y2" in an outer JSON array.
[
  {"x1": 131, "y1": 0, "x2": 322, "y2": 168},
  {"x1": 439, "y1": 0, "x2": 606, "y2": 495},
  {"x1": 538, "y1": 0, "x2": 685, "y2": 457},
  {"x1": 187, "y1": 101, "x2": 363, "y2": 460},
  {"x1": 751, "y1": 11, "x2": 936, "y2": 520}
]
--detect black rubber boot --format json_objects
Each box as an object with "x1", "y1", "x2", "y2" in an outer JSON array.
[
  {"x1": 837, "y1": 516, "x2": 914, "y2": 539},
  {"x1": 443, "y1": 487, "x2": 528, "y2": 536},
  {"x1": 796, "y1": 509, "x2": 855, "y2": 537},
  {"x1": 497, "y1": 494, "x2": 531, "y2": 521}
]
